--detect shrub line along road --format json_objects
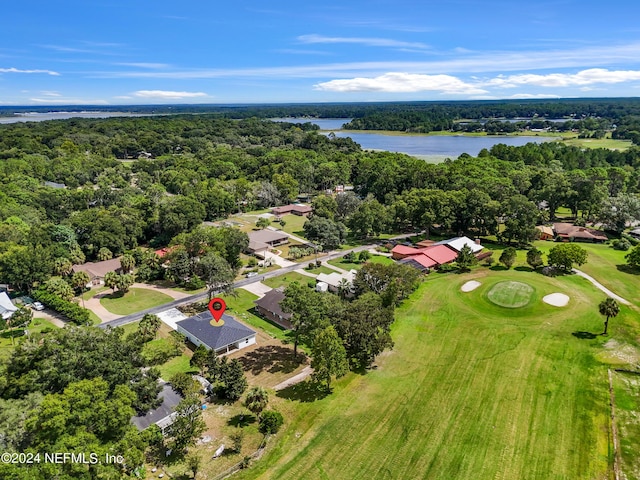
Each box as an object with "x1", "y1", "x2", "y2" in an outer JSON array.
[{"x1": 97, "y1": 243, "x2": 377, "y2": 329}]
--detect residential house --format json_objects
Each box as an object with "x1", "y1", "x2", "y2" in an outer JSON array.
[
  {"x1": 316, "y1": 270, "x2": 356, "y2": 294},
  {"x1": 433, "y1": 236, "x2": 484, "y2": 254},
  {"x1": 71, "y1": 258, "x2": 122, "y2": 287},
  {"x1": 553, "y1": 223, "x2": 607, "y2": 243},
  {"x1": 131, "y1": 382, "x2": 183, "y2": 433},
  {"x1": 271, "y1": 204, "x2": 313, "y2": 217},
  {"x1": 176, "y1": 312, "x2": 257, "y2": 354},
  {"x1": 0, "y1": 292, "x2": 17, "y2": 320},
  {"x1": 253, "y1": 287, "x2": 293, "y2": 329},
  {"x1": 246, "y1": 229, "x2": 289, "y2": 256},
  {"x1": 392, "y1": 236, "x2": 483, "y2": 273},
  {"x1": 536, "y1": 225, "x2": 554, "y2": 241},
  {"x1": 628, "y1": 227, "x2": 640, "y2": 240}
]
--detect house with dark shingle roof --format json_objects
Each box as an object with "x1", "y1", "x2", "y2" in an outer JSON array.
[
  {"x1": 176, "y1": 312, "x2": 257, "y2": 354},
  {"x1": 246, "y1": 229, "x2": 289, "y2": 255},
  {"x1": 253, "y1": 288, "x2": 293, "y2": 329},
  {"x1": 71, "y1": 258, "x2": 122, "y2": 287},
  {"x1": 131, "y1": 382, "x2": 183, "y2": 433}
]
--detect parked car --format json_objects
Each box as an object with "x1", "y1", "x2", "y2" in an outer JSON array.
[
  {"x1": 246, "y1": 272, "x2": 258, "y2": 278},
  {"x1": 32, "y1": 301, "x2": 45, "y2": 311}
]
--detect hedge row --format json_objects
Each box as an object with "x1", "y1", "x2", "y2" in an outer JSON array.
[{"x1": 32, "y1": 289, "x2": 91, "y2": 325}]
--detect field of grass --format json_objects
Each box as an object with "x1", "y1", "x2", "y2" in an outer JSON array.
[
  {"x1": 99, "y1": 287, "x2": 174, "y2": 315},
  {"x1": 486, "y1": 280, "x2": 535, "y2": 308},
  {"x1": 560, "y1": 136, "x2": 633, "y2": 150},
  {"x1": 263, "y1": 272, "x2": 313, "y2": 290},
  {"x1": 612, "y1": 371, "x2": 640, "y2": 479},
  {"x1": 328, "y1": 254, "x2": 393, "y2": 271},
  {"x1": 238, "y1": 267, "x2": 627, "y2": 480},
  {"x1": 222, "y1": 289, "x2": 291, "y2": 343}
]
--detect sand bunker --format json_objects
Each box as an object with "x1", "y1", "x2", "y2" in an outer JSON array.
[
  {"x1": 461, "y1": 280, "x2": 481, "y2": 292},
  {"x1": 543, "y1": 293, "x2": 570, "y2": 307}
]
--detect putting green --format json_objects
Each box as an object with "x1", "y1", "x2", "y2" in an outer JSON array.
[{"x1": 486, "y1": 281, "x2": 534, "y2": 308}]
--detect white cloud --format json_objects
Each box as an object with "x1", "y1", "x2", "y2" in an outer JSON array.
[
  {"x1": 486, "y1": 68, "x2": 640, "y2": 88},
  {"x1": 29, "y1": 97, "x2": 109, "y2": 105},
  {"x1": 0, "y1": 67, "x2": 59, "y2": 75},
  {"x1": 133, "y1": 90, "x2": 208, "y2": 99},
  {"x1": 314, "y1": 72, "x2": 487, "y2": 94},
  {"x1": 298, "y1": 34, "x2": 430, "y2": 50}
]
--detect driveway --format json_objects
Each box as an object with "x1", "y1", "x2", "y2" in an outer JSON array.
[{"x1": 240, "y1": 281, "x2": 272, "y2": 298}]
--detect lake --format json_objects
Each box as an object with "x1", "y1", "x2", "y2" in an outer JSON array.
[{"x1": 271, "y1": 117, "x2": 554, "y2": 160}]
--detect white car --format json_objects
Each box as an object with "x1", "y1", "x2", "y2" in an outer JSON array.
[
  {"x1": 246, "y1": 272, "x2": 258, "y2": 278},
  {"x1": 32, "y1": 301, "x2": 45, "y2": 311}
]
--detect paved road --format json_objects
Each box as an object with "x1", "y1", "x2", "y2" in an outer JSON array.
[
  {"x1": 572, "y1": 268, "x2": 632, "y2": 306},
  {"x1": 98, "y1": 243, "x2": 376, "y2": 329}
]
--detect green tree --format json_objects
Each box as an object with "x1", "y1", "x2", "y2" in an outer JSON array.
[
  {"x1": 625, "y1": 244, "x2": 640, "y2": 269},
  {"x1": 244, "y1": 386, "x2": 269, "y2": 416},
  {"x1": 281, "y1": 282, "x2": 330, "y2": 358},
  {"x1": 104, "y1": 270, "x2": 119, "y2": 292},
  {"x1": 547, "y1": 243, "x2": 588, "y2": 271},
  {"x1": 166, "y1": 395, "x2": 206, "y2": 453},
  {"x1": 97, "y1": 247, "x2": 113, "y2": 261},
  {"x1": 42, "y1": 277, "x2": 75, "y2": 301},
  {"x1": 120, "y1": 253, "x2": 136, "y2": 273},
  {"x1": 312, "y1": 195, "x2": 338, "y2": 219},
  {"x1": 230, "y1": 430, "x2": 244, "y2": 454},
  {"x1": 137, "y1": 313, "x2": 162, "y2": 342},
  {"x1": 197, "y1": 252, "x2": 235, "y2": 300},
  {"x1": 2, "y1": 306, "x2": 33, "y2": 345},
  {"x1": 52, "y1": 257, "x2": 73, "y2": 277},
  {"x1": 526, "y1": 247, "x2": 544, "y2": 270},
  {"x1": 208, "y1": 357, "x2": 247, "y2": 401},
  {"x1": 353, "y1": 263, "x2": 421, "y2": 306},
  {"x1": 456, "y1": 244, "x2": 476, "y2": 272},
  {"x1": 255, "y1": 217, "x2": 271, "y2": 229},
  {"x1": 116, "y1": 272, "x2": 134, "y2": 293},
  {"x1": 70, "y1": 270, "x2": 90, "y2": 293},
  {"x1": 259, "y1": 410, "x2": 284, "y2": 434},
  {"x1": 303, "y1": 215, "x2": 347, "y2": 250},
  {"x1": 190, "y1": 344, "x2": 210, "y2": 376},
  {"x1": 186, "y1": 452, "x2": 203, "y2": 479},
  {"x1": 311, "y1": 325, "x2": 349, "y2": 391},
  {"x1": 348, "y1": 197, "x2": 388, "y2": 238},
  {"x1": 333, "y1": 292, "x2": 394, "y2": 369},
  {"x1": 358, "y1": 250, "x2": 371, "y2": 263},
  {"x1": 597, "y1": 194, "x2": 640, "y2": 234},
  {"x1": 501, "y1": 195, "x2": 540, "y2": 245},
  {"x1": 599, "y1": 297, "x2": 620, "y2": 335},
  {"x1": 499, "y1": 247, "x2": 517, "y2": 269}
]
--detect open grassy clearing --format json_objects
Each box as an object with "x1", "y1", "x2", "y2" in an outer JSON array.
[
  {"x1": 239, "y1": 268, "x2": 622, "y2": 480},
  {"x1": 612, "y1": 370, "x2": 640, "y2": 480},
  {"x1": 263, "y1": 272, "x2": 313, "y2": 290},
  {"x1": 99, "y1": 287, "x2": 173, "y2": 315}
]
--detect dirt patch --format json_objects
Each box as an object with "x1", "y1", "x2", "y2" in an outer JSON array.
[
  {"x1": 461, "y1": 280, "x2": 481, "y2": 292},
  {"x1": 542, "y1": 293, "x2": 570, "y2": 307},
  {"x1": 601, "y1": 339, "x2": 640, "y2": 365}
]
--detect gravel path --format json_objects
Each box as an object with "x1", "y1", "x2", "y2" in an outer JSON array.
[
  {"x1": 572, "y1": 269, "x2": 631, "y2": 305},
  {"x1": 274, "y1": 366, "x2": 313, "y2": 391}
]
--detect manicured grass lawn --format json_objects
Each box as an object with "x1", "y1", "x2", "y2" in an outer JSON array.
[
  {"x1": 611, "y1": 371, "x2": 640, "y2": 479},
  {"x1": 263, "y1": 272, "x2": 313, "y2": 290},
  {"x1": 0, "y1": 318, "x2": 59, "y2": 360},
  {"x1": 239, "y1": 268, "x2": 624, "y2": 480},
  {"x1": 304, "y1": 265, "x2": 336, "y2": 275},
  {"x1": 81, "y1": 286, "x2": 108, "y2": 300},
  {"x1": 157, "y1": 354, "x2": 197, "y2": 380},
  {"x1": 99, "y1": 288, "x2": 174, "y2": 315},
  {"x1": 87, "y1": 310, "x2": 102, "y2": 325},
  {"x1": 328, "y1": 254, "x2": 393, "y2": 271},
  {"x1": 277, "y1": 214, "x2": 308, "y2": 238},
  {"x1": 560, "y1": 136, "x2": 633, "y2": 150},
  {"x1": 486, "y1": 280, "x2": 535, "y2": 308},
  {"x1": 222, "y1": 289, "x2": 291, "y2": 343}
]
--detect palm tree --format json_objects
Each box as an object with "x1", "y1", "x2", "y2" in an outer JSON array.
[
  {"x1": 120, "y1": 254, "x2": 135, "y2": 273},
  {"x1": 244, "y1": 386, "x2": 269, "y2": 416},
  {"x1": 71, "y1": 271, "x2": 90, "y2": 308},
  {"x1": 599, "y1": 297, "x2": 620, "y2": 335},
  {"x1": 337, "y1": 279, "x2": 351, "y2": 299}
]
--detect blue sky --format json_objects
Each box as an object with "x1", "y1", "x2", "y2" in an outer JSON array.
[{"x1": 2, "y1": 0, "x2": 640, "y2": 105}]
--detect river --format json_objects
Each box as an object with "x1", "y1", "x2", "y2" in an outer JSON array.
[{"x1": 271, "y1": 117, "x2": 554, "y2": 160}]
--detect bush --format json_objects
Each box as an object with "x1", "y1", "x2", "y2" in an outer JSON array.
[
  {"x1": 183, "y1": 275, "x2": 205, "y2": 290},
  {"x1": 611, "y1": 239, "x2": 631, "y2": 251},
  {"x1": 32, "y1": 288, "x2": 90, "y2": 325},
  {"x1": 259, "y1": 410, "x2": 284, "y2": 434},
  {"x1": 358, "y1": 250, "x2": 371, "y2": 262},
  {"x1": 344, "y1": 251, "x2": 357, "y2": 263},
  {"x1": 247, "y1": 257, "x2": 258, "y2": 267},
  {"x1": 307, "y1": 280, "x2": 316, "y2": 289}
]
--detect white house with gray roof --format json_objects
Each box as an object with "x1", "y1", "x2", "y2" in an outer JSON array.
[{"x1": 176, "y1": 312, "x2": 256, "y2": 354}]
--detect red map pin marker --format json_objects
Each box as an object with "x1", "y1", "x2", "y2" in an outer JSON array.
[{"x1": 208, "y1": 298, "x2": 226, "y2": 323}]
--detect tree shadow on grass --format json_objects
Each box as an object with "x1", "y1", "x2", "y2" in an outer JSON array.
[
  {"x1": 237, "y1": 345, "x2": 304, "y2": 376},
  {"x1": 616, "y1": 264, "x2": 640, "y2": 275},
  {"x1": 490, "y1": 265, "x2": 508, "y2": 271},
  {"x1": 514, "y1": 266, "x2": 534, "y2": 272},
  {"x1": 276, "y1": 380, "x2": 329, "y2": 403},
  {"x1": 228, "y1": 413, "x2": 256, "y2": 428},
  {"x1": 572, "y1": 331, "x2": 598, "y2": 340}
]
